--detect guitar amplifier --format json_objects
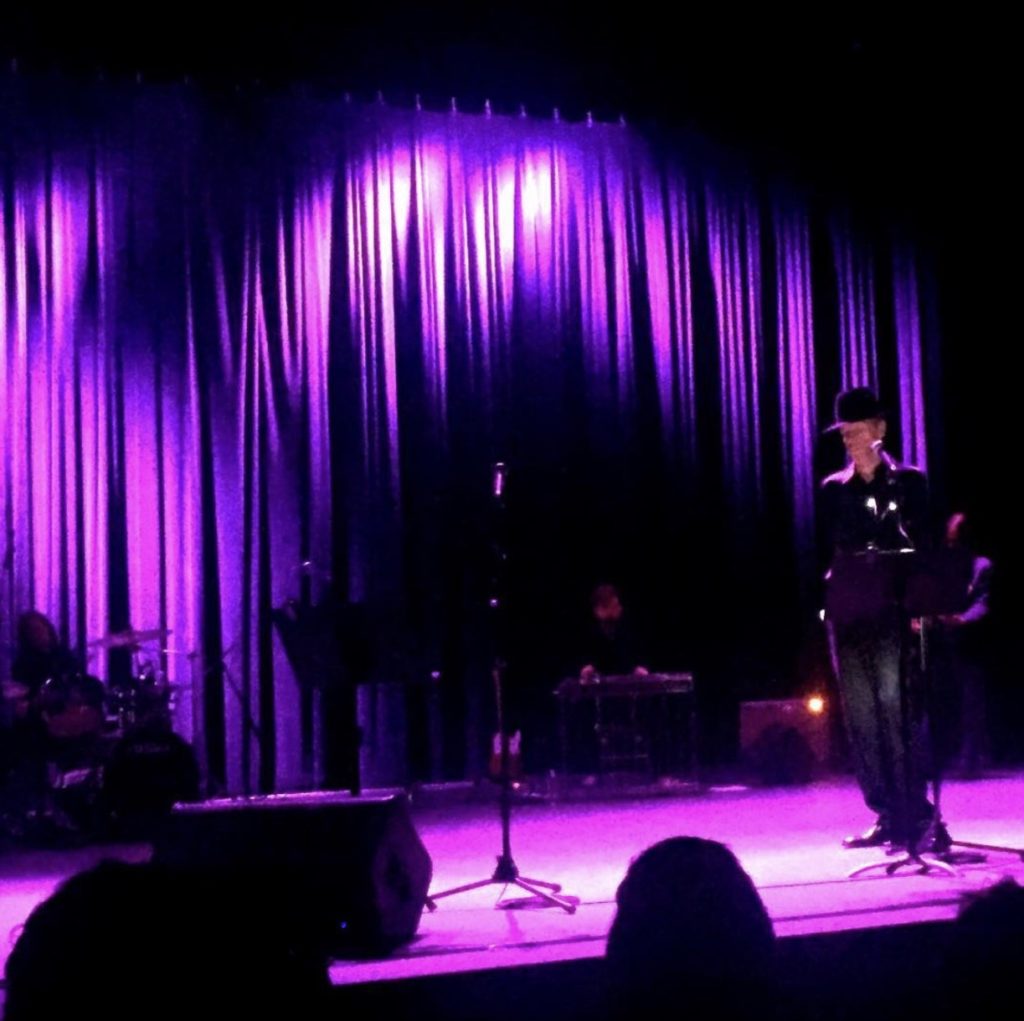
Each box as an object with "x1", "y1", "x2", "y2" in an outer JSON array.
[{"x1": 739, "y1": 699, "x2": 830, "y2": 784}]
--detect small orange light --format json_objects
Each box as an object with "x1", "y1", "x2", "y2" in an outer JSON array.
[{"x1": 806, "y1": 695, "x2": 826, "y2": 715}]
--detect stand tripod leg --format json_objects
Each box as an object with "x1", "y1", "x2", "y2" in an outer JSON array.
[
  {"x1": 949, "y1": 839, "x2": 1024, "y2": 861},
  {"x1": 427, "y1": 877, "x2": 506, "y2": 903},
  {"x1": 517, "y1": 876, "x2": 563, "y2": 892},
  {"x1": 506, "y1": 878, "x2": 577, "y2": 913}
]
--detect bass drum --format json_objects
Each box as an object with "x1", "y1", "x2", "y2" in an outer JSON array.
[
  {"x1": 38, "y1": 673, "x2": 106, "y2": 741},
  {"x1": 101, "y1": 726, "x2": 200, "y2": 835}
]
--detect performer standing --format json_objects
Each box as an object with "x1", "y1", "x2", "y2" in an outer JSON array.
[
  {"x1": 932, "y1": 513, "x2": 994, "y2": 777},
  {"x1": 819, "y1": 388, "x2": 948, "y2": 852}
]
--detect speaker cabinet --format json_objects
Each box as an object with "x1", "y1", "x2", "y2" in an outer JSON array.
[{"x1": 152, "y1": 792, "x2": 432, "y2": 955}]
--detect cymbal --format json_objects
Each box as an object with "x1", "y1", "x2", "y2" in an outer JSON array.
[{"x1": 88, "y1": 627, "x2": 172, "y2": 650}]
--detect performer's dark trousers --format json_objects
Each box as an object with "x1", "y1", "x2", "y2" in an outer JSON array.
[
  {"x1": 932, "y1": 631, "x2": 989, "y2": 775},
  {"x1": 828, "y1": 611, "x2": 931, "y2": 840}
]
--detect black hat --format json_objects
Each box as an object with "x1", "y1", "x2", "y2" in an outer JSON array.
[{"x1": 826, "y1": 387, "x2": 886, "y2": 431}]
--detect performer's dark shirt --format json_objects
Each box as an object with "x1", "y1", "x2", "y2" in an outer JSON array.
[
  {"x1": 942, "y1": 553, "x2": 994, "y2": 659},
  {"x1": 582, "y1": 617, "x2": 644, "y2": 676},
  {"x1": 819, "y1": 461, "x2": 931, "y2": 625},
  {"x1": 820, "y1": 462, "x2": 929, "y2": 557}
]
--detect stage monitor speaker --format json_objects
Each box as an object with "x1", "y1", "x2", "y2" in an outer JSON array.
[
  {"x1": 739, "y1": 699, "x2": 830, "y2": 785},
  {"x1": 152, "y1": 792, "x2": 432, "y2": 955}
]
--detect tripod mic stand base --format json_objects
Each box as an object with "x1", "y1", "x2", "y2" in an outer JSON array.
[
  {"x1": 427, "y1": 855, "x2": 577, "y2": 914},
  {"x1": 848, "y1": 849, "x2": 958, "y2": 879}
]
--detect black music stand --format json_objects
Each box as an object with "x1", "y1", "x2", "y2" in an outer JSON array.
[
  {"x1": 427, "y1": 464, "x2": 576, "y2": 914},
  {"x1": 272, "y1": 592, "x2": 372, "y2": 796}
]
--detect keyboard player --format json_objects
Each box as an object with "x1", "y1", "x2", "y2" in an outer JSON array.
[
  {"x1": 579, "y1": 584, "x2": 649, "y2": 682},
  {"x1": 568, "y1": 585, "x2": 645, "y2": 778}
]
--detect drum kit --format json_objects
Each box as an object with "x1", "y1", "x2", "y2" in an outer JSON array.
[
  {"x1": 1, "y1": 626, "x2": 200, "y2": 842},
  {"x1": 86, "y1": 626, "x2": 182, "y2": 735}
]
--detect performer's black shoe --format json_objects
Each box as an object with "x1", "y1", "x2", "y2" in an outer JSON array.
[
  {"x1": 883, "y1": 819, "x2": 953, "y2": 855},
  {"x1": 842, "y1": 820, "x2": 891, "y2": 849},
  {"x1": 916, "y1": 820, "x2": 952, "y2": 854}
]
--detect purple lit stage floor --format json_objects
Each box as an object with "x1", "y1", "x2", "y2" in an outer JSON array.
[{"x1": 2, "y1": 774, "x2": 1023, "y2": 990}]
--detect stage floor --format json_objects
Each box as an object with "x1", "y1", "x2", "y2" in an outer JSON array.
[{"x1": 2, "y1": 773, "x2": 1023, "y2": 991}]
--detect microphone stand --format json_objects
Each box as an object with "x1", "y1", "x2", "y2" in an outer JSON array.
[{"x1": 426, "y1": 463, "x2": 576, "y2": 913}]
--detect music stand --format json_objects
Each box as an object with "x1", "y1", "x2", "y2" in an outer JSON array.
[
  {"x1": 272, "y1": 593, "x2": 371, "y2": 796},
  {"x1": 828, "y1": 548, "x2": 962, "y2": 878}
]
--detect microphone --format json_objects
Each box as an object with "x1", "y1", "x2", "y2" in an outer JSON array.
[
  {"x1": 492, "y1": 462, "x2": 507, "y2": 500},
  {"x1": 870, "y1": 440, "x2": 899, "y2": 473}
]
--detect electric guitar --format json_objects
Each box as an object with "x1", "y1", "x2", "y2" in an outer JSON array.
[{"x1": 488, "y1": 729, "x2": 523, "y2": 780}]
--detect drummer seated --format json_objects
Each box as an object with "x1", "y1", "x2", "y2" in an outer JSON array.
[
  {"x1": 3, "y1": 611, "x2": 98, "y2": 788},
  {"x1": 9, "y1": 611, "x2": 81, "y2": 705}
]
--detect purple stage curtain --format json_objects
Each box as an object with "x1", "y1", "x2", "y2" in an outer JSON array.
[{"x1": 1, "y1": 86, "x2": 939, "y2": 791}]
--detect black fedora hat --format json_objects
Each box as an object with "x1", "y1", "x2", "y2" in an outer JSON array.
[{"x1": 826, "y1": 387, "x2": 886, "y2": 431}]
